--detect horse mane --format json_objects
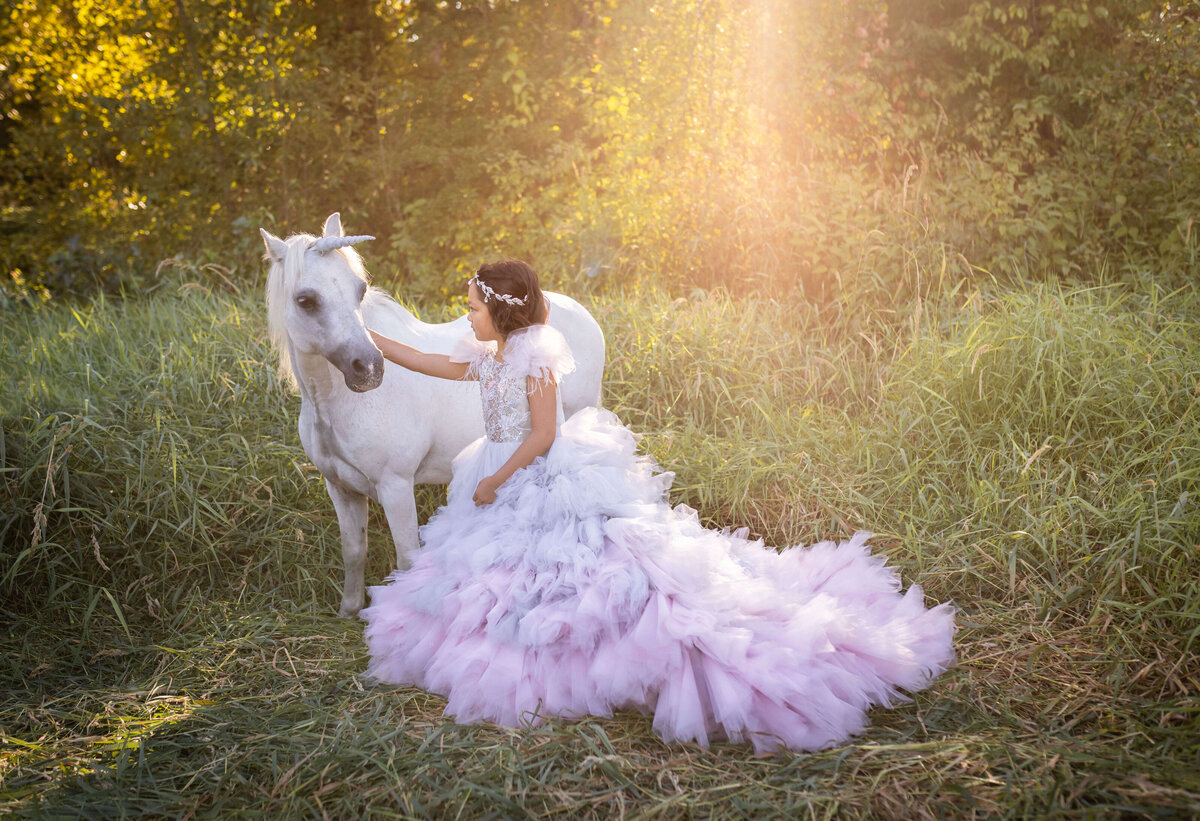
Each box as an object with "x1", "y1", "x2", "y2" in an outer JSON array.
[
  {"x1": 265, "y1": 234, "x2": 419, "y2": 393},
  {"x1": 265, "y1": 233, "x2": 369, "y2": 393}
]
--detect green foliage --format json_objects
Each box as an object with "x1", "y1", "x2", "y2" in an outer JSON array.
[
  {"x1": 0, "y1": 0, "x2": 373, "y2": 291},
  {"x1": 881, "y1": 0, "x2": 1200, "y2": 277},
  {"x1": 3, "y1": 0, "x2": 1197, "y2": 299}
]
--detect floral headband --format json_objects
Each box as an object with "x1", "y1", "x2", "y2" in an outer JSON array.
[{"x1": 468, "y1": 272, "x2": 528, "y2": 306}]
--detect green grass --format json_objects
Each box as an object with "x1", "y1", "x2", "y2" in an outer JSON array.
[{"x1": 2, "y1": 274, "x2": 1198, "y2": 817}]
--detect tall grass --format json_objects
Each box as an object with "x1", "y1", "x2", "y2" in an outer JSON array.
[
  {"x1": 2, "y1": 274, "x2": 1198, "y2": 816},
  {"x1": 1, "y1": 289, "x2": 341, "y2": 627}
]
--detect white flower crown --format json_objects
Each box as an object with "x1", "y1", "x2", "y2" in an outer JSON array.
[{"x1": 468, "y1": 273, "x2": 528, "y2": 306}]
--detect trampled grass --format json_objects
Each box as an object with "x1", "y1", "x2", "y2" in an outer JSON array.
[{"x1": 2, "y1": 274, "x2": 1198, "y2": 817}]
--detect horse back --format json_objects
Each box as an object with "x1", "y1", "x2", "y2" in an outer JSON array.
[{"x1": 362, "y1": 289, "x2": 605, "y2": 413}]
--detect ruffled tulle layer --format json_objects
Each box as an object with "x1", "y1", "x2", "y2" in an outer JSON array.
[{"x1": 361, "y1": 407, "x2": 955, "y2": 753}]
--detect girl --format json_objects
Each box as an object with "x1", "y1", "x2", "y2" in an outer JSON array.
[{"x1": 361, "y1": 260, "x2": 955, "y2": 753}]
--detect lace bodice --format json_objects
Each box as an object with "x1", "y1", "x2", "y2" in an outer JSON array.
[
  {"x1": 451, "y1": 325, "x2": 575, "y2": 444},
  {"x1": 476, "y1": 354, "x2": 560, "y2": 442}
]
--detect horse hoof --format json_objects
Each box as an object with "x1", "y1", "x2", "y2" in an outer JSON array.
[{"x1": 339, "y1": 603, "x2": 361, "y2": 618}]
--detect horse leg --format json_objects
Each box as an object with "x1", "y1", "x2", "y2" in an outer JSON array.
[
  {"x1": 378, "y1": 475, "x2": 419, "y2": 572},
  {"x1": 325, "y1": 479, "x2": 369, "y2": 618}
]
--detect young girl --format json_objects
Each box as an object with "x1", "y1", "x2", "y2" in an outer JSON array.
[{"x1": 361, "y1": 260, "x2": 955, "y2": 753}]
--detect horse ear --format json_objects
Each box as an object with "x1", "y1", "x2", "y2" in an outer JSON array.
[
  {"x1": 260, "y1": 228, "x2": 288, "y2": 264},
  {"x1": 322, "y1": 213, "x2": 344, "y2": 238}
]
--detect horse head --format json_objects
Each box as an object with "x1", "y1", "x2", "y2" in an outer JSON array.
[{"x1": 261, "y1": 213, "x2": 385, "y2": 393}]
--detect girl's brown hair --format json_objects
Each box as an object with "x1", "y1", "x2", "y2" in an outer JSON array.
[{"x1": 472, "y1": 259, "x2": 546, "y2": 337}]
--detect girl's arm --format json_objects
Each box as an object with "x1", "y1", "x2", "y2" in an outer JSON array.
[
  {"x1": 473, "y1": 376, "x2": 557, "y2": 505},
  {"x1": 369, "y1": 330, "x2": 471, "y2": 380}
]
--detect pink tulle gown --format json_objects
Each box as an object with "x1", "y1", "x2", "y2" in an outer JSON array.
[{"x1": 360, "y1": 325, "x2": 955, "y2": 753}]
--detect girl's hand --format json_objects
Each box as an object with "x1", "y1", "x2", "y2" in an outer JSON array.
[{"x1": 473, "y1": 475, "x2": 502, "y2": 506}]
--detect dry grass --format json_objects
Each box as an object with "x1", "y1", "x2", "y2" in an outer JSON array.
[{"x1": 2, "y1": 273, "x2": 1198, "y2": 817}]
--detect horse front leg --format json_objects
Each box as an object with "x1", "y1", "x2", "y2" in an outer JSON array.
[
  {"x1": 378, "y1": 475, "x2": 419, "y2": 572},
  {"x1": 325, "y1": 479, "x2": 369, "y2": 618}
]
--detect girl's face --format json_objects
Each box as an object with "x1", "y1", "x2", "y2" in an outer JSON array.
[{"x1": 467, "y1": 283, "x2": 501, "y2": 343}]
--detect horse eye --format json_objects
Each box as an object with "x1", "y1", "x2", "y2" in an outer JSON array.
[{"x1": 295, "y1": 292, "x2": 319, "y2": 312}]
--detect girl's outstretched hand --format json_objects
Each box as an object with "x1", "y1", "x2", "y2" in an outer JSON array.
[{"x1": 473, "y1": 475, "x2": 502, "y2": 506}]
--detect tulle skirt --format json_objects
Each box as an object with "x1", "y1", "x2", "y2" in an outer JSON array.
[{"x1": 361, "y1": 407, "x2": 955, "y2": 753}]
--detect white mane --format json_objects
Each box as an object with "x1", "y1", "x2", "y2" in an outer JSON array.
[
  {"x1": 265, "y1": 233, "x2": 420, "y2": 393},
  {"x1": 265, "y1": 233, "x2": 368, "y2": 392}
]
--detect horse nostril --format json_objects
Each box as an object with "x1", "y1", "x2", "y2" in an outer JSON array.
[{"x1": 352, "y1": 358, "x2": 367, "y2": 375}]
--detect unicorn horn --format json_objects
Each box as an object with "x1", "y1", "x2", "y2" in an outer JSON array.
[{"x1": 311, "y1": 235, "x2": 376, "y2": 254}]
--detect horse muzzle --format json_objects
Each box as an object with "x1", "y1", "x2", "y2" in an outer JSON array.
[{"x1": 330, "y1": 346, "x2": 385, "y2": 392}]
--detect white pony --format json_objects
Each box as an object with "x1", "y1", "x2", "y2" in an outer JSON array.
[{"x1": 261, "y1": 213, "x2": 605, "y2": 617}]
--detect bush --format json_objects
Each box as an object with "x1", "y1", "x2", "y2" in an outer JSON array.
[{"x1": 4, "y1": 1, "x2": 1198, "y2": 299}]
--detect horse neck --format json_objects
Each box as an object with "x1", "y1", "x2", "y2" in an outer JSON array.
[{"x1": 288, "y1": 338, "x2": 343, "y2": 408}]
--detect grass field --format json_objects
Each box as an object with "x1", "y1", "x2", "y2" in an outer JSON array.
[{"x1": 2, "y1": 272, "x2": 1198, "y2": 817}]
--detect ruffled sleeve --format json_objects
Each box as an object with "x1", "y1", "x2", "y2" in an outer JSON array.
[
  {"x1": 449, "y1": 333, "x2": 496, "y2": 379},
  {"x1": 501, "y1": 324, "x2": 576, "y2": 387}
]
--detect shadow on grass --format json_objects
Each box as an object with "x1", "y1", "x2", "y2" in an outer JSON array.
[{"x1": 3, "y1": 599, "x2": 1198, "y2": 819}]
